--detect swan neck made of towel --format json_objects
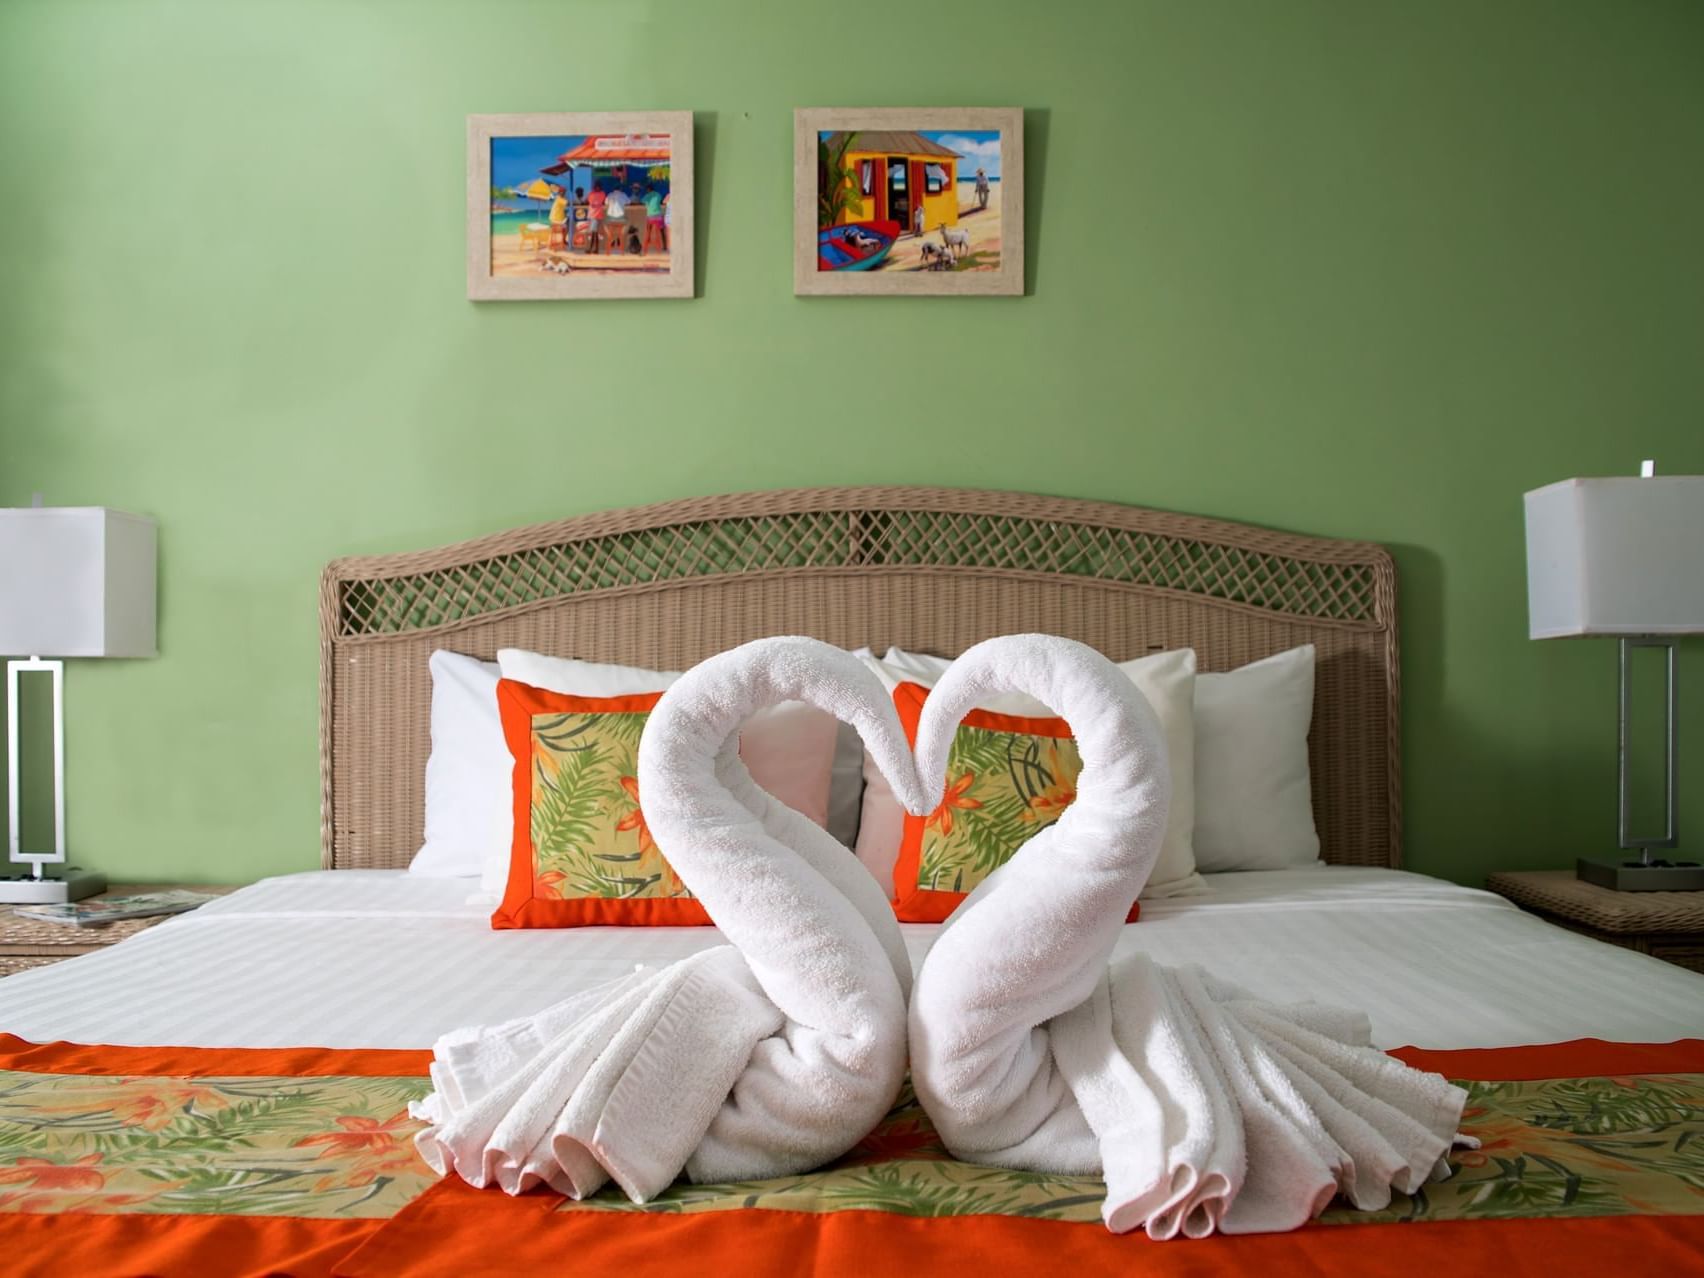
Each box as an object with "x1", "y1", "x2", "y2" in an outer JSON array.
[
  {"x1": 637, "y1": 636, "x2": 928, "y2": 1016},
  {"x1": 906, "y1": 634, "x2": 1175, "y2": 1171},
  {"x1": 649, "y1": 636, "x2": 933, "y2": 819},
  {"x1": 913, "y1": 633, "x2": 1171, "y2": 886}
]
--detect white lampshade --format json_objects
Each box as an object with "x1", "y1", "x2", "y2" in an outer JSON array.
[
  {"x1": 1524, "y1": 477, "x2": 1704, "y2": 639},
  {"x1": 0, "y1": 507, "x2": 157, "y2": 657}
]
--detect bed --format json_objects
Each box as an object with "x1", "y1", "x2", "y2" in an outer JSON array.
[{"x1": 0, "y1": 486, "x2": 1699, "y2": 1276}]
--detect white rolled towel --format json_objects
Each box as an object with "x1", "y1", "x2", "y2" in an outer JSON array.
[
  {"x1": 907, "y1": 634, "x2": 1469, "y2": 1238},
  {"x1": 412, "y1": 637, "x2": 935, "y2": 1201}
]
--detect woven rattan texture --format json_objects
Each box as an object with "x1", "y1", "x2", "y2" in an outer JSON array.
[
  {"x1": 1487, "y1": 871, "x2": 1704, "y2": 935},
  {"x1": 0, "y1": 885, "x2": 234, "y2": 958},
  {"x1": 0, "y1": 955, "x2": 62, "y2": 977},
  {"x1": 0, "y1": 912, "x2": 163, "y2": 952},
  {"x1": 320, "y1": 487, "x2": 1401, "y2": 873},
  {"x1": 1648, "y1": 947, "x2": 1704, "y2": 975}
]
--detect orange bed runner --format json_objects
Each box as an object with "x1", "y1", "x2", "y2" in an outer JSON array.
[
  {"x1": 0, "y1": 1034, "x2": 433, "y2": 1078},
  {"x1": 344, "y1": 1193, "x2": 1704, "y2": 1278},
  {"x1": 0, "y1": 1036, "x2": 1698, "y2": 1278},
  {"x1": 0, "y1": 1214, "x2": 379, "y2": 1278}
]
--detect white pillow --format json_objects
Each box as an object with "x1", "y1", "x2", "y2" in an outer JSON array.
[
  {"x1": 410, "y1": 651, "x2": 509, "y2": 880},
  {"x1": 1193, "y1": 645, "x2": 1320, "y2": 872},
  {"x1": 854, "y1": 644, "x2": 1206, "y2": 899},
  {"x1": 497, "y1": 650, "x2": 683, "y2": 698},
  {"x1": 488, "y1": 649, "x2": 841, "y2": 897}
]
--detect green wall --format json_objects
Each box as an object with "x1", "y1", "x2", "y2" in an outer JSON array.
[{"x1": 2, "y1": 0, "x2": 1700, "y2": 886}]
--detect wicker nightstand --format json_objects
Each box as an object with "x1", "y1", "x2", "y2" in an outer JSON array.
[
  {"x1": 0, "y1": 884, "x2": 235, "y2": 977},
  {"x1": 1487, "y1": 870, "x2": 1704, "y2": 975}
]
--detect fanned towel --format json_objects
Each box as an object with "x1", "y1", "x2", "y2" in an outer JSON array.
[
  {"x1": 907, "y1": 634, "x2": 1470, "y2": 1238},
  {"x1": 412, "y1": 637, "x2": 935, "y2": 1201}
]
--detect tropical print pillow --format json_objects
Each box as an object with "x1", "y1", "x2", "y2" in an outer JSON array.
[
  {"x1": 889, "y1": 682, "x2": 1139, "y2": 925},
  {"x1": 490, "y1": 680, "x2": 711, "y2": 928}
]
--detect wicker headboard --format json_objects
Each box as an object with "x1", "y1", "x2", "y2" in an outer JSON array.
[{"x1": 319, "y1": 487, "x2": 1400, "y2": 872}]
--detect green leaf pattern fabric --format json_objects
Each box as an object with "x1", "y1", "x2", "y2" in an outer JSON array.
[
  {"x1": 564, "y1": 1073, "x2": 1704, "y2": 1225},
  {"x1": 528, "y1": 709, "x2": 693, "y2": 901},
  {"x1": 916, "y1": 725, "x2": 1083, "y2": 895},
  {"x1": 0, "y1": 1071, "x2": 433, "y2": 1218},
  {"x1": 0, "y1": 1066, "x2": 1698, "y2": 1226}
]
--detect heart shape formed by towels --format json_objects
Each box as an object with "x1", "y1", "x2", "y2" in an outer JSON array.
[{"x1": 414, "y1": 632, "x2": 1466, "y2": 1240}]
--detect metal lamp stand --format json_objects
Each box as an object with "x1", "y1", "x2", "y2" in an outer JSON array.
[
  {"x1": 2, "y1": 657, "x2": 108, "y2": 904},
  {"x1": 1576, "y1": 638, "x2": 1703, "y2": 891}
]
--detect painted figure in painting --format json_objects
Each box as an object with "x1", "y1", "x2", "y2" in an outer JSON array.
[
  {"x1": 816, "y1": 130, "x2": 1001, "y2": 273},
  {"x1": 490, "y1": 134, "x2": 672, "y2": 278}
]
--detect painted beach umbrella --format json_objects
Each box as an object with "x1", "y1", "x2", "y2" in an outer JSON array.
[{"x1": 518, "y1": 177, "x2": 555, "y2": 219}]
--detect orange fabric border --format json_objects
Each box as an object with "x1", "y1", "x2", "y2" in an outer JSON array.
[
  {"x1": 490, "y1": 680, "x2": 713, "y2": 929},
  {"x1": 5, "y1": 1037, "x2": 1702, "y2": 1276},
  {"x1": 7, "y1": 1035, "x2": 1691, "y2": 1086},
  {"x1": 1391, "y1": 1036, "x2": 1704, "y2": 1080},
  {"x1": 0, "y1": 1212, "x2": 377, "y2": 1278},
  {"x1": 0, "y1": 1034, "x2": 431, "y2": 1078},
  {"x1": 889, "y1": 682, "x2": 1138, "y2": 925},
  {"x1": 340, "y1": 1178, "x2": 1704, "y2": 1278}
]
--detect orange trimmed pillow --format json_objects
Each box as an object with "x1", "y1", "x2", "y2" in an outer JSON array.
[
  {"x1": 891, "y1": 682, "x2": 1139, "y2": 925},
  {"x1": 491, "y1": 679, "x2": 711, "y2": 929}
]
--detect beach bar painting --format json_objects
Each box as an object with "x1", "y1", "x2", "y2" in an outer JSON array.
[
  {"x1": 794, "y1": 107, "x2": 1023, "y2": 296},
  {"x1": 467, "y1": 111, "x2": 693, "y2": 300}
]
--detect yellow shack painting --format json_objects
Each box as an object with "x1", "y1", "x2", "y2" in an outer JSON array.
[{"x1": 817, "y1": 128, "x2": 1003, "y2": 274}]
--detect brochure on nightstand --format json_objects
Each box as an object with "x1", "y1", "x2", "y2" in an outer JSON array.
[{"x1": 12, "y1": 890, "x2": 219, "y2": 928}]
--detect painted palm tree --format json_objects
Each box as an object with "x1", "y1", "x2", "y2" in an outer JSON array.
[{"x1": 818, "y1": 130, "x2": 862, "y2": 229}]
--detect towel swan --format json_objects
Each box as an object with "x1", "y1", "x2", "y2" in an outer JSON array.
[
  {"x1": 635, "y1": 636, "x2": 936, "y2": 1181},
  {"x1": 413, "y1": 637, "x2": 935, "y2": 1202},
  {"x1": 907, "y1": 634, "x2": 1469, "y2": 1239}
]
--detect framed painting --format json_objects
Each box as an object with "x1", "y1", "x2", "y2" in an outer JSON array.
[
  {"x1": 793, "y1": 107, "x2": 1024, "y2": 297},
  {"x1": 467, "y1": 111, "x2": 693, "y2": 301}
]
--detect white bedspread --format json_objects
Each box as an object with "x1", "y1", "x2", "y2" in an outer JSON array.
[{"x1": 0, "y1": 868, "x2": 1697, "y2": 1050}]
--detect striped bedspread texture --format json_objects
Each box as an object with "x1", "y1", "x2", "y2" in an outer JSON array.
[{"x1": 0, "y1": 869, "x2": 1699, "y2": 1275}]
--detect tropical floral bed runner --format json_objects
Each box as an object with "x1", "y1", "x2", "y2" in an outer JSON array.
[{"x1": 1, "y1": 1035, "x2": 1700, "y2": 1277}]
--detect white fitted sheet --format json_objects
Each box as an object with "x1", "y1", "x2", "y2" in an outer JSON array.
[{"x1": 0, "y1": 867, "x2": 1697, "y2": 1051}]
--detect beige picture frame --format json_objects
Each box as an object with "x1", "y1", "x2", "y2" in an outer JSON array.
[
  {"x1": 794, "y1": 107, "x2": 1024, "y2": 297},
  {"x1": 467, "y1": 111, "x2": 694, "y2": 301}
]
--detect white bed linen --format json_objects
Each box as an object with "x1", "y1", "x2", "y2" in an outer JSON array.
[{"x1": 0, "y1": 868, "x2": 1697, "y2": 1051}]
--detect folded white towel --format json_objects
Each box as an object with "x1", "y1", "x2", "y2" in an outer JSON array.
[
  {"x1": 908, "y1": 634, "x2": 1468, "y2": 1238},
  {"x1": 412, "y1": 638, "x2": 933, "y2": 1202}
]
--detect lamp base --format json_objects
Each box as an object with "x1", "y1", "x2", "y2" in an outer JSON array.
[
  {"x1": 1576, "y1": 856, "x2": 1704, "y2": 892},
  {"x1": 0, "y1": 869, "x2": 109, "y2": 904}
]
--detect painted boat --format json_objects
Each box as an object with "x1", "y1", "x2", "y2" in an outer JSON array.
[{"x1": 818, "y1": 220, "x2": 901, "y2": 272}]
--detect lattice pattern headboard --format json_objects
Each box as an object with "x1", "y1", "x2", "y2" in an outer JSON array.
[{"x1": 319, "y1": 487, "x2": 1400, "y2": 871}]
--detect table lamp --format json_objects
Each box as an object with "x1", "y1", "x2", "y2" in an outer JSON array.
[
  {"x1": 1524, "y1": 464, "x2": 1704, "y2": 891},
  {"x1": 0, "y1": 501, "x2": 157, "y2": 903}
]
